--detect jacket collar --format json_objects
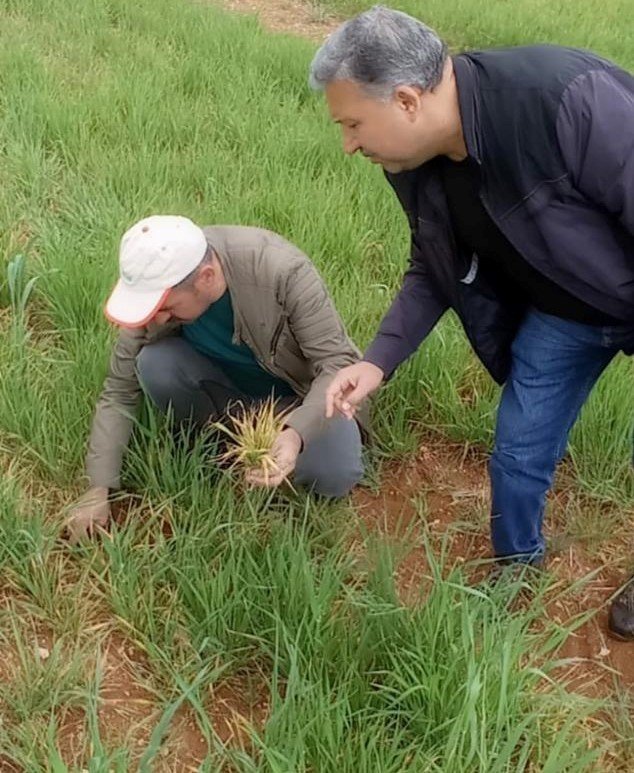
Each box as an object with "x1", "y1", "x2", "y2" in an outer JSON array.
[
  {"x1": 206, "y1": 234, "x2": 245, "y2": 344},
  {"x1": 452, "y1": 54, "x2": 482, "y2": 164}
]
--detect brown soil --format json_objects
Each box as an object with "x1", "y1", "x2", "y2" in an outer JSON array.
[
  {"x1": 159, "y1": 672, "x2": 271, "y2": 770},
  {"x1": 93, "y1": 636, "x2": 157, "y2": 758},
  {"x1": 55, "y1": 635, "x2": 271, "y2": 770},
  {"x1": 215, "y1": 0, "x2": 339, "y2": 40},
  {"x1": 354, "y1": 438, "x2": 491, "y2": 600},
  {"x1": 56, "y1": 435, "x2": 634, "y2": 766},
  {"x1": 353, "y1": 435, "x2": 634, "y2": 695},
  {"x1": 0, "y1": 588, "x2": 269, "y2": 772}
]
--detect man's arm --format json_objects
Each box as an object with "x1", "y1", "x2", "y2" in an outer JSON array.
[
  {"x1": 85, "y1": 327, "x2": 149, "y2": 489},
  {"x1": 69, "y1": 323, "x2": 180, "y2": 541},
  {"x1": 556, "y1": 66, "x2": 634, "y2": 237},
  {"x1": 324, "y1": 243, "x2": 448, "y2": 418},
  {"x1": 68, "y1": 327, "x2": 147, "y2": 542},
  {"x1": 279, "y1": 256, "x2": 363, "y2": 444},
  {"x1": 363, "y1": 243, "x2": 448, "y2": 377}
]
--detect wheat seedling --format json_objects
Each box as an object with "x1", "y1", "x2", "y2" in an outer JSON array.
[{"x1": 211, "y1": 397, "x2": 292, "y2": 486}]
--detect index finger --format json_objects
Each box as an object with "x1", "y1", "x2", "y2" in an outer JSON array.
[
  {"x1": 325, "y1": 383, "x2": 340, "y2": 418},
  {"x1": 246, "y1": 471, "x2": 284, "y2": 488},
  {"x1": 67, "y1": 522, "x2": 87, "y2": 546}
]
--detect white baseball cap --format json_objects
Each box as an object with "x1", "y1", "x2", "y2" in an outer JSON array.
[{"x1": 105, "y1": 215, "x2": 208, "y2": 327}]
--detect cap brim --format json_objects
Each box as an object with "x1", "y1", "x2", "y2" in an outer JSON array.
[{"x1": 105, "y1": 280, "x2": 170, "y2": 328}]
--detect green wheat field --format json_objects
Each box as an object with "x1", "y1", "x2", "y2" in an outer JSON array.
[{"x1": 0, "y1": 0, "x2": 632, "y2": 769}]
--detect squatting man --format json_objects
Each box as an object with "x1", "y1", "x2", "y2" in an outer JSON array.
[{"x1": 68, "y1": 216, "x2": 368, "y2": 542}]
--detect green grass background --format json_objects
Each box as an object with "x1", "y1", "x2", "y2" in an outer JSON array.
[
  {"x1": 0, "y1": 0, "x2": 632, "y2": 767},
  {"x1": 0, "y1": 0, "x2": 632, "y2": 500}
]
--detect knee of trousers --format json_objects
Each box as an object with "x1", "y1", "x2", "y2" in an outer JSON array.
[
  {"x1": 135, "y1": 342, "x2": 184, "y2": 402},
  {"x1": 295, "y1": 456, "x2": 364, "y2": 499},
  {"x1": 489, "y1": 444, "x2": 556, "y2": 486}
]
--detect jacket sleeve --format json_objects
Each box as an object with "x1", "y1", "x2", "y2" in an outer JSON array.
[
  {"x1": 363, "y1": 241, "x2": 448, "y2": 378},
  {"x1": 280, "y1": 257, "x2": 364, "y2": 444},
  {"x1": 556, "y1": 67, "x2": 634, "y2": 238},
  {"x1": 85, "y1": 327, "x2": 149, "y2": 489}
]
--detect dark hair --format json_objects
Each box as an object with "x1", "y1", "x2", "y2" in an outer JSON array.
[{"x1": 173, "y1": 243, "x2": 216, "y2": 289}]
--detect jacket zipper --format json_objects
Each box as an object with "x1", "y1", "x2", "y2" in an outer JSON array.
[
  {"x1": 238, "y1": 322, "x2": 305, "y2": 396},
  {"x1": 269, "y1": 315, "x2": 286, "y2": 357}
]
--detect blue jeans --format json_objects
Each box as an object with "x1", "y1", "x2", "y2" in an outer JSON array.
[{"x1": 489, "y1": 310, "x2": 634, "y2": 562}]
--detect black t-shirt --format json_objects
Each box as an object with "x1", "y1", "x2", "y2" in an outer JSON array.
[{"x1": 440, "y1": 156, "x2": 620, "y2": 326}]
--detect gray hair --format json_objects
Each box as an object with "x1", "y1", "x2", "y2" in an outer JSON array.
[{"x1": 309, "y1": 5, "x2": 448, "y2": 100}]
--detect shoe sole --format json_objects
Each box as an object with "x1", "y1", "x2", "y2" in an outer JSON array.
[{"x1": 607, "y1": 629, "x2": 634, "y2": 642}]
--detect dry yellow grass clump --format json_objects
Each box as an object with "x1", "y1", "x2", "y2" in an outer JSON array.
[{"x1": 212, "y1": 397, "x2": 290, "y2": 485}]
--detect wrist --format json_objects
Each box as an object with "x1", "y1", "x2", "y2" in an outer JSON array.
[
  {"x1": 362, "y1": 359, "x2": 385, "y2": 376},
  {"x1": 281, "y1": 426, "x2": 303, "y2": 451}
]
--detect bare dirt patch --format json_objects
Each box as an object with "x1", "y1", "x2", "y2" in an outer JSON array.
[
  {"x1": 207, "y1": 671, "x2": 271, "y2": 745},
  {"x1": 354, "y1": 438, "x2": 490, "y2": 600},
  {"x1": 0, "y1": 757, "x2": 21, "y2": 773},
  {"x1": 160, "y1": 671, "x2": 271, "y2": 769},
  {"x1": 211, "y1": 0, "x2": 339, "y2": 40},
  {"x1": 353, "y1": 434, "x2": 634, "y2": 694},
  {"x1": 94, "y1": 636, "x2": 158, "y2": 758},
  {"x1": 30, "y1": 632, "x2": 271, "y2": 770},
  {"x1": 85, "y1": 639, "x2": 269, "y2": 770}
]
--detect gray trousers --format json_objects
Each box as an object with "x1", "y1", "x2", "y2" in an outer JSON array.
[{"x1": 135, "y1": 337, "x2": 364, "y2": 498}]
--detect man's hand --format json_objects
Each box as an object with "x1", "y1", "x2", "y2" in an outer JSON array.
[
  {"x1": 245, "y1": 427, "x2": 303, "y2": 488},
  {"x1": 66, "y1": 486, "x2": 111, "y2": 544},
  {"x1": 325, "y1": 361, "x2": 384, "y2": 419}
]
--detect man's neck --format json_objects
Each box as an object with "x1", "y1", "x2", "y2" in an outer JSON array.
[{"x1": 443, "y1": 65, "x2": 468, "y2": 161}]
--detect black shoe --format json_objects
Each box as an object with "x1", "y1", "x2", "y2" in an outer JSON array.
[
  {"x1": 486, "y1": 560, "x2": 542, "y2": 587},
  {"x1": 608, "y1": 576, "x2": 634, "y2": 641}
]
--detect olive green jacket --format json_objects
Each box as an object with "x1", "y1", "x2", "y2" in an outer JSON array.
[{"x1": 86, "y1": 225, "x2": 369, "y2": 488}]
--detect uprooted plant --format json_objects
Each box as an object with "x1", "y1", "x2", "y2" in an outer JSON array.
[{"x1": 211, "y1": 396, "x2": 292, "y2": 485}]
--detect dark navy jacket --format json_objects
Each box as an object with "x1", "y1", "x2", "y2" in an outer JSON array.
[{"x1": 364, "y1": 46, "x2": 634, "y2": 383}]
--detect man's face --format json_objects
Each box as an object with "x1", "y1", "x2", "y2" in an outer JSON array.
[
  {"x1": 152, "y1": 286, "x2": 210, "y2": 326},
  {"x1": 152, "y1": 263, "x2": 226, "y2": 326},
  {"x1": 325, "y1": 78, "x2": 439, "y2": 173}
]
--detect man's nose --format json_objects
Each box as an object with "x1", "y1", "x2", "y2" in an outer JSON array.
[
  {"x1": 342, "y1": 132, "x2": 360, "y2": 156},
  {"x1": 154, "y1": 310, "x2": 172, "y2": 325}
]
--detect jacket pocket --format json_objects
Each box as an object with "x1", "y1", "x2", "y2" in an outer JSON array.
[{"x1": 269, "y1": 315, "x2": 287, "y2": 357}]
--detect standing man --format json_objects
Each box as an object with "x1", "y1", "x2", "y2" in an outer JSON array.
[
  {"x1": 68, "y1": 216, "x2": 366, "y2": 541},
  {"x1": 309, "y1": 6, "x2": 634, "y2": 636}
]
